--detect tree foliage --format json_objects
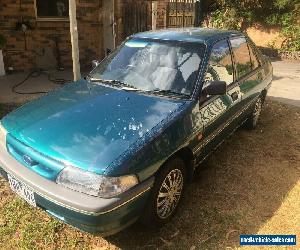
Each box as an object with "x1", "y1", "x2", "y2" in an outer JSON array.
[{"x1": 204, "y1": 0, "x2": 300, "y2": 51}]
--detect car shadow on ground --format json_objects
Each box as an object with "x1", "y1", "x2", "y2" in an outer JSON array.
[{"x1": 104, "y1": 100, "x2": 300, "y2": 249}]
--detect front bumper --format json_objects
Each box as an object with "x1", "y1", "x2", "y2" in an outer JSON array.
[{"x1": 0, "y1": 145, "x2": 154, "y2": 235}]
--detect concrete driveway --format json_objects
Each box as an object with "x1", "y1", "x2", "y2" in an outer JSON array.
[
  {"x1": 0, "y1": 70, "x2": 73, "y2": 104},
  {"x1": 269, "y1": 60, "x2": 300, "y2": 107}
]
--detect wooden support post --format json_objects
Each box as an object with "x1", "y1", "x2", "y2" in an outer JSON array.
[
  {"x1": 69, "y1": 0, "x2": 81, "y2": 81},
  {"x1": 152, "y1": 1, "x2": 158, "y2": 30}
]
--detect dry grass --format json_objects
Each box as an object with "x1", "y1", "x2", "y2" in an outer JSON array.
[{"x1": 0, "y1": 99, "x2": 299, "y2": 250}]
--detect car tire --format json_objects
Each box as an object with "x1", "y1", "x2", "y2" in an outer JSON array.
[
  {"x1": 140, "y1": 157, "x2": 186, "y2": 228},
  {"x1": 244, "y1": 96, "x2": 263, "y2": 130}
]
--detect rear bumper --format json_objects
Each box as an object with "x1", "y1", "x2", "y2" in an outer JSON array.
[{"x1": 0, "y1": 145, "x2": 154, "y2": 235}]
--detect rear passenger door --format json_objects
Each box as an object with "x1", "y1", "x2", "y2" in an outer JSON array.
[{"x1": 229, "y1": 36, "x2": 263, "y2": 122}]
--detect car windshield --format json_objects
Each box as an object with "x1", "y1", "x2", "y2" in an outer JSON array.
[{"x1": 89, "y1": 38, "x2": 205, "y2": 97}]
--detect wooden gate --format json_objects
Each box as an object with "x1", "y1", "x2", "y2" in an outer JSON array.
[
  {"x1": 166, "y1": 0, "x2": 196, "y2": 28},
  {"x1": 123, "y1": 1, "x2": 152, "y2": 38}
]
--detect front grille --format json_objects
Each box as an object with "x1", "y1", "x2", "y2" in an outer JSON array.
[{"x1": 6, "y1": 134, "x2": 64, "y2": 181}]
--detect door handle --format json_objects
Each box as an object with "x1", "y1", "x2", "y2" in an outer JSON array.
[{"x1": 231, "y1": 91, "x2": 239, "y2": 102}]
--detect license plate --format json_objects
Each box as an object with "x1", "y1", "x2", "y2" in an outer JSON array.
[{"x1": 8, "y1": 174, "x2": 36, "y2": 207}]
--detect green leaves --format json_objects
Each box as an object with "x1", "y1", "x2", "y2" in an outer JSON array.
[{"x1": 209, "y1": 0, "x2": 300, "y2": 51}]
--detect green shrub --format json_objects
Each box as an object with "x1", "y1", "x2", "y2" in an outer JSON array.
[{"x1": 208, "y1": 0, "x2": 300, "y2": 51}]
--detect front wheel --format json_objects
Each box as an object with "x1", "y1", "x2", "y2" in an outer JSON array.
[
  {"x1": 140, "y1": 157, "x2": 186, "y2": 228},
  {"x1": 244, "y1": 96, "x2": 263, "y2": 129}
]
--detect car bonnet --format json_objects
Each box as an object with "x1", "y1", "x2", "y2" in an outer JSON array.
[{"x1": 1, "y1": 80, "x2": 188, "y2": 178}]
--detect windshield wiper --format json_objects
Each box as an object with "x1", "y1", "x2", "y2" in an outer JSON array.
[
  {"x1": 146, "y1": 89, "x2": 189, "y2": 98},
  {"x1": 86, "y1": 76, "x2": 189, "y2": 97},
  {"x1": 86, "y1": 75, "x2": 138, "y2": 91}
]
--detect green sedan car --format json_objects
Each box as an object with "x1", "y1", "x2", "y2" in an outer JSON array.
[{"x1": 0, "y1": 28, "x2": 272, "y2": 235}]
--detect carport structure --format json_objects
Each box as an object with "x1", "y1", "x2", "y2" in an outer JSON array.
[
  {"x1": 0, "y1": 0, "x2": 152, "y2": 73},
  {"x1": 0, "y1": 0, "x2": 202, "y2": 104}
]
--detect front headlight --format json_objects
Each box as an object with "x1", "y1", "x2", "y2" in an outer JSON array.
[
  {"x1": 0, "y1": 122, "x2": 7, "y2": 148},
  {"x1": 56, "y1": 166, "x2": 139, "y2": 198}
]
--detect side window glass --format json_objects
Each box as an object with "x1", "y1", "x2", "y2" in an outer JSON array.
[
  {"x1": 230, "y1": 37, "x2": 252, "y2": 79},
  {"x1": 248, "y1": 43, "x2": 260, "y2": 69},
  {"x1": 204, "y1": 40, "x2": 234, "y2": 88}
]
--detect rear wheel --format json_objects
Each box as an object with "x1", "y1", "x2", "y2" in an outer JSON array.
[
  {"x1": 244, "y1": 96, "x2": 263, "y2": 129},
  {"x1": 140, "y1": 157, "x2": 186, "y2": 228}
]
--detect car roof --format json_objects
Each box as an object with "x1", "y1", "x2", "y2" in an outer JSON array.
[{"x1": 132, "y1": 27, "x2": 242, "y2": 44}]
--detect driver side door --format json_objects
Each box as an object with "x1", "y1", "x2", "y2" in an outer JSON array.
[{"x1": 194, "y1": 38, "x2": 242, "y2": 163}]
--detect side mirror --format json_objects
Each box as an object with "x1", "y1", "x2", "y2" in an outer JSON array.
[
  {"x1": 92, "y1": 60, "x2": 100, "y2": 69},
  {"x1": 204, "y1": 81, "x2": 227, "y2": 96}
]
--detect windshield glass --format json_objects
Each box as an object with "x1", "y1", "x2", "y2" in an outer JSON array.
[{"x1": 90, "y1": 38, "x2": 205, "y2": 96}]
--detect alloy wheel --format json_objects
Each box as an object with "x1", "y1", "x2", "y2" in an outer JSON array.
[{"x1": 156, "y1": 169, "x2": 183, "y2": 219}]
